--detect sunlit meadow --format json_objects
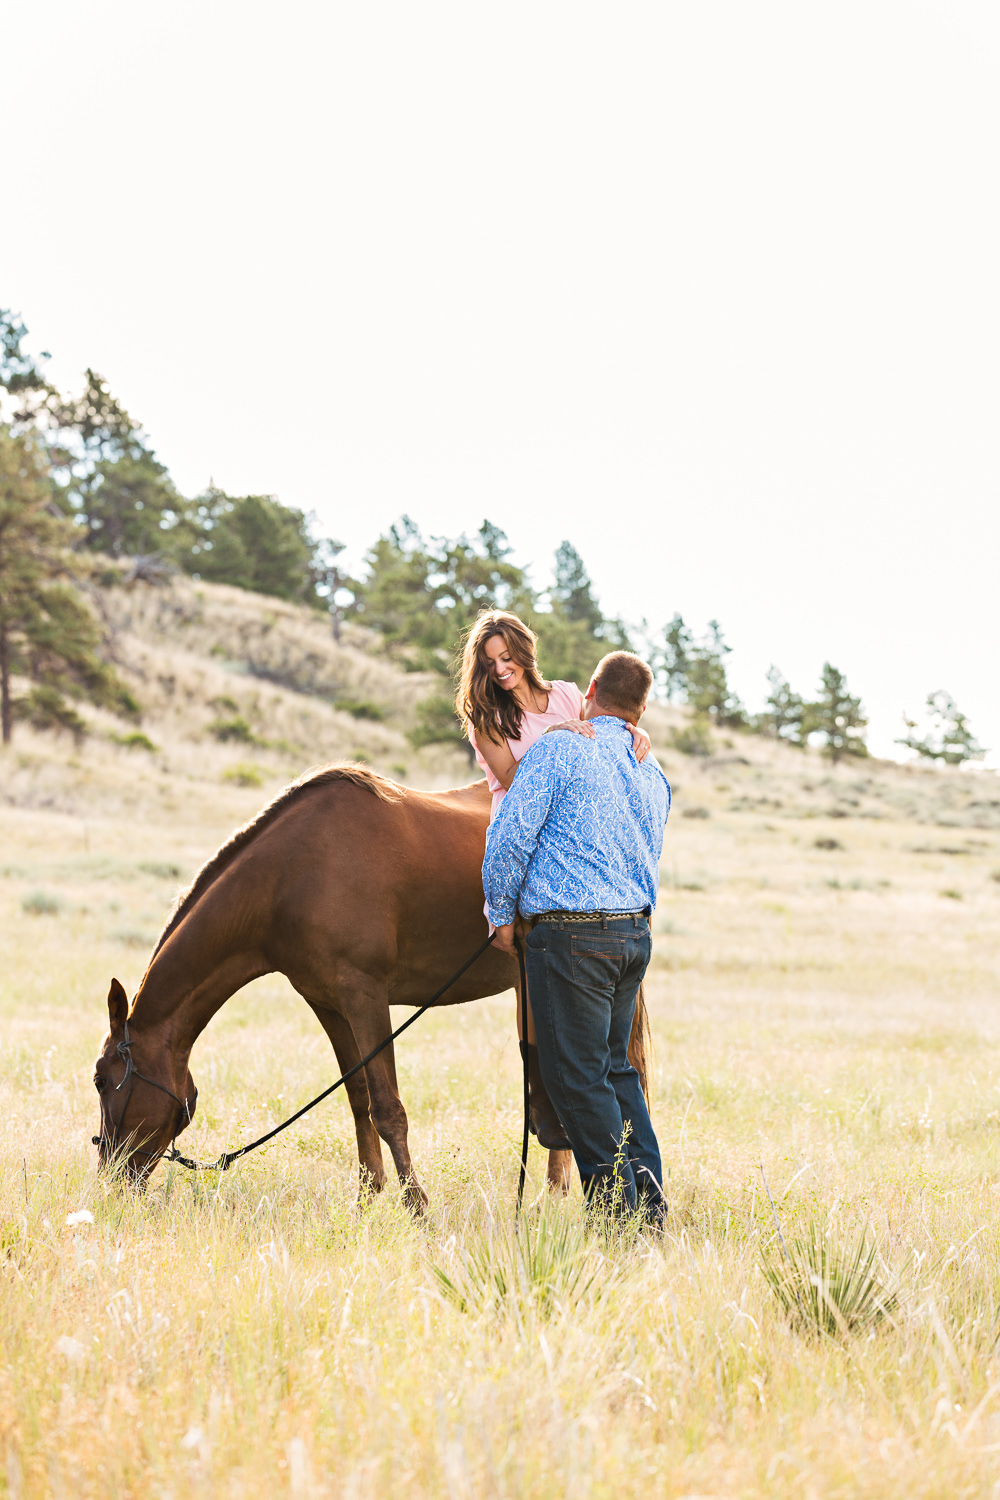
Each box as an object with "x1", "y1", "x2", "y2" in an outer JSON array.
[{"x1": 3, "y1": 636, "x2": 1000, "y2": 1496}]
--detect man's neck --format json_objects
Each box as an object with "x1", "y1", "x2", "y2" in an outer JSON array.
[{"x1": 582, "y1": 704, "x2": 631, "y2": 725}]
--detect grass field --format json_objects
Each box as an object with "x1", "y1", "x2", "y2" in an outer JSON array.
[
  {"x1": 3, "y1": 743, "x2": 1000, "y2": 1499},
  {"x1": 2, "y1": 579, "x2": 1000, "y2": 1497}
]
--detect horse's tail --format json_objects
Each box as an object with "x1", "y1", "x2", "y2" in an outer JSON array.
[{"x1": 627, "y1": 981, "x2": 655, "y2": 1107}]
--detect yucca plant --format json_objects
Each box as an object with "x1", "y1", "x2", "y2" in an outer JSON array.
[
  {"x1": 761, "y1": 1214, "x2": 899, "y2": 1338},
  {"x1": 430, "y1": 1201, "x2": 621, "y2": 1320}
]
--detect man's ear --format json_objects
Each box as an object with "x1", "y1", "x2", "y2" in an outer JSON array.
[
  {"x1": 584, "y1": 679, "x2": 597, "y2": 701},
  {"x1": 107, "y1": 978, "x2": 128, "y2": 1031}
]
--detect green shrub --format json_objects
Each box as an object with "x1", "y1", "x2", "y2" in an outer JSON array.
[
  {"x1": 138, "y1": 860, "x2": 183, "y2": 879},
  {"x1": 430, "y1": 1204, "x2": 623, "y2": 1320},
  {"x1": 671, "y1": 716, "x2": 713, "y2": 757},
  {"x1": 109, "y1": 928, "x2": 156, "y2": 948},
  {"x1": 222, "y1": 763, "x2": 264, "y2": 788},
  {"x1": 110, "y1": 731, "x2": 158, "y2": 752},
  {"x1": 210, "y1": 716, "x2": 262, "y2": 745},
  {"x1": 21, "y1": 890, "x2": 65, "y2": 916},
  {"x1": 335, "y1": 697, "x2": 384, "y2": 722},
  {"x1": 761, "y1": 1215, "x2": 899, "y2": 1340},
  {"x1": 15, "y1": 687, "x2": 88, "y2": 741}
]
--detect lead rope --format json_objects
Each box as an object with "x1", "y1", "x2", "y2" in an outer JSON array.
[
  {"x1": 515, "y1": 933, "x2": 530, "y2": 1220},
  {"x1": 160, "y1": 931, "x2": 500, "y2": 1174}
]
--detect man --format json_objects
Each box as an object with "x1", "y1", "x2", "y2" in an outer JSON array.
[{"x1": 483, "y1": 650, "x2": 671, "y2": 1218}]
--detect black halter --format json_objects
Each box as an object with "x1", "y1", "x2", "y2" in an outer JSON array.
[{"x1": 92, "y1": 1018, "x2": 191, "y2": 1165}]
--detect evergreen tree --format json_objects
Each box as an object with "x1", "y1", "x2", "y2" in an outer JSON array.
[
  {"x1": 354, "y1": 518, "x2": 533, "y2": 672},
  {"x1": 189, "y1": 492, "x2": 319, "y2": 603},
  {"x1": 757, "y1": 665, "x2": 806, "y2": 743},
  {"x1": 309, "y1": 535, "x2": 353, "y2": 641},
  {"x1": 434, "y1": 521, "x2": 532, "y2": 634},
  {"x1": 805, "y1": 663, "x2": 868, "y2": 762},
  {"x1": 649, "y1": 612, "x2": 693, "y2": 701},
  {"x1": 683, "y1": 620, "x2": 745, "y2": 727},
  {"x1": 353, "y1": 517, "x2": 442, "y2": 666},
  {"x1": 0, "y1": 427, "x2": 134, "y2": 744},
  {"x1": 0, "y1": 309, "x2": 56, "y2": 430},
  {"x1": 550, "y1": 540, "x2": 604, "y2": 633},
  {"x1": 55, "y1": 370, "x2": 183, "y2": 556},
  {"x1": 896, "y1": 691, "x2": 986, "y2": 765},
  {"x1": 406, "y1": 688, "x2": 475, "y2": 760},
  {"x1": 528, "y1": 607, "x2": 624, "y2": 687}
]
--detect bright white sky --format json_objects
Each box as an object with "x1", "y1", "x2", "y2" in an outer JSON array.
[{"x1": 4, "y1": 2, "x2": 998, "y2": 764}]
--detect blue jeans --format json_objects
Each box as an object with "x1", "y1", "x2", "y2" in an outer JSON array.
[{"x1": 524, "y1": 916, "x2": 665, "y2": 1220}]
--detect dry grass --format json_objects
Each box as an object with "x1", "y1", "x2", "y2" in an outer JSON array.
[
  {"x1": 3, "y1": 583, "x2": 1000, "y2": 1496},
  {"x1": 1, "y1": 577, "x2": 476, "y2": 822}
]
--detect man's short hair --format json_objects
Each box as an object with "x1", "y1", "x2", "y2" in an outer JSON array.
[{"x1": 591, "y1": 652, "x2": 654, "y2": 719}]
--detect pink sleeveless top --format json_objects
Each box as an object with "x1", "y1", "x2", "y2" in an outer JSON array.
[{"x1": 469, "y1": 680, "x2": 584, "y2": 822}]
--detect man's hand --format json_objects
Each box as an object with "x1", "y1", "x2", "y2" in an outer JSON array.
[{"x1": 492, "y1": 922, "x2": 517, "y2": 955}]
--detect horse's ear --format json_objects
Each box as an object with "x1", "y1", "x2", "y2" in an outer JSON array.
[{"x1": 107, "y1": 978, "x2": 128, "y2": 1031}]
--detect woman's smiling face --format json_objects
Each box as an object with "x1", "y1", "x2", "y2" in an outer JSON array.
[{"x1": 483, "y1": 633, "x2": 525, "y2": 694}]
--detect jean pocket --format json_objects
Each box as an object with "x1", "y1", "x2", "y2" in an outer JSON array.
[{"x1": 570, "y1": 933, "x2": 625, "y2": 983}]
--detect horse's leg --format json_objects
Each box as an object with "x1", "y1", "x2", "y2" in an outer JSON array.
[
  {"x1": 546, "y1": 1150, "x2": 573, "y2": 1194},
  {"x1": 341, "y1": 989, "x2": 428, "y2": 1214},
  {"x1": 303, "y1": 999, "x2": 387, "y2": 1200},
  {"x1": 514, "y1": 968, "x2": 572, "y2": 1169}
]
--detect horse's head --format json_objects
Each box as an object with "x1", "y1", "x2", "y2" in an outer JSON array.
[{"x1": 93, "y1": 978, "x2": 198, "y2": 1180}]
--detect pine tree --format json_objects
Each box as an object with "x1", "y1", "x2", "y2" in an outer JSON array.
[
  {"x1": 354, "y1": 518, "x2": 533, "y2": 672},
  {"x1": 683, "y1": 621, "x2": 745, "y2": 727},
  {"x1": 0, "y1": 427, "x2": 134, "y2": 744},
  {"x1": 757, "y1": 665, "x2": 806, "y2": 743},
  {"x1": 550, "y1": 541, "x2": 604, "y2": 633},
  {"x1": 650, "y1": 613, "x2": 693, "y2": 701},
  {"x1": 190, "y1": 492, "x2": 318, "y2": 603},
  {"x1": 54, "y1": 370, "x2": 184, "y2": 556},
  {"x1": 309, "y1": 535, "x2": 353, "y2": 641},
  {"x1": 353, "y1": 517, "x2": 446, "y2": 667},
  {"x1": 805, "y1": 663, "x2": 868, "y2": 762},
  {"x1": 896, "y1": 691, "x2": 986, "y2": 765},
  {"x1": 0, "y1": 309, "x2": 56, "y2": 430}
]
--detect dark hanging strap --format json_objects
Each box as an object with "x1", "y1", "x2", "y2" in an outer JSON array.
[
  {"x1": 164, "y1": 931, "x2": 498, "y2": 1173},
  {"x1": 516, "y1": 934, "x2": 530, "y2": 1219}
]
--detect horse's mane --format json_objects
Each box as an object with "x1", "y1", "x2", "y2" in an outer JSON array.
[{"x1": 152, "y1": 763, "x2": 403, "y2": 957}]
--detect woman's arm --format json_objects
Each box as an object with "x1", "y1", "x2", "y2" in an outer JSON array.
[
  {"x1": 628, "y1": 724, "x2": 652, "y2": 762},
  {"x1": 474, "y1": 726, "x2": 519, "y2": 790}
]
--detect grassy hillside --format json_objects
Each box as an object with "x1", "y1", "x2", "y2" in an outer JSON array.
[
  {"x1": 2, "y1": 577, "x2": 1000, "y2": 1498},
  {"x1": 4, "y1": 571, "x2": 997, "y2": 834},
  {"x1": 1, "y1": 575, "x2": 475, "y2": 821}
]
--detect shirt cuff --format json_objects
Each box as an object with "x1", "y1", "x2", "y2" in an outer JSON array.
[{"x1": 486, "y1": 902, "x2": 516, "y2": 926}]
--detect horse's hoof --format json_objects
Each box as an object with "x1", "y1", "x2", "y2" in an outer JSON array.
[
  {"x1": 402, "y1": 1179, "x2": 428, "y2": 1216},
  {"x1": 358, "y1": 1167, "x2": 386, "y2": 1201}
]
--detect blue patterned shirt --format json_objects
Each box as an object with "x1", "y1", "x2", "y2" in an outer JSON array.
[{"x1": 482, "y1": 716, "x2": 671, "y2": 925}]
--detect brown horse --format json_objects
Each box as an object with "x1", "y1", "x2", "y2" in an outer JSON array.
[{"x1": 94, "y1": 764, "x2": 650, "y2": 1206}]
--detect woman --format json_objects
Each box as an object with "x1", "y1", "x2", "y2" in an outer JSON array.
[{"x1": 456, "y1": 609, "x2": 651, "y2": 1149}]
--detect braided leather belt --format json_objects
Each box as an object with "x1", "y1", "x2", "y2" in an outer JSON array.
[{"x1": 530, "y1": 909, "x2": 647, "y2": 924}]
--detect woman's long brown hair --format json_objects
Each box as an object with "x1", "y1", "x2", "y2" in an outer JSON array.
[{"x1": 456, "y1": 611, "x2": 552, "y2": 745}]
